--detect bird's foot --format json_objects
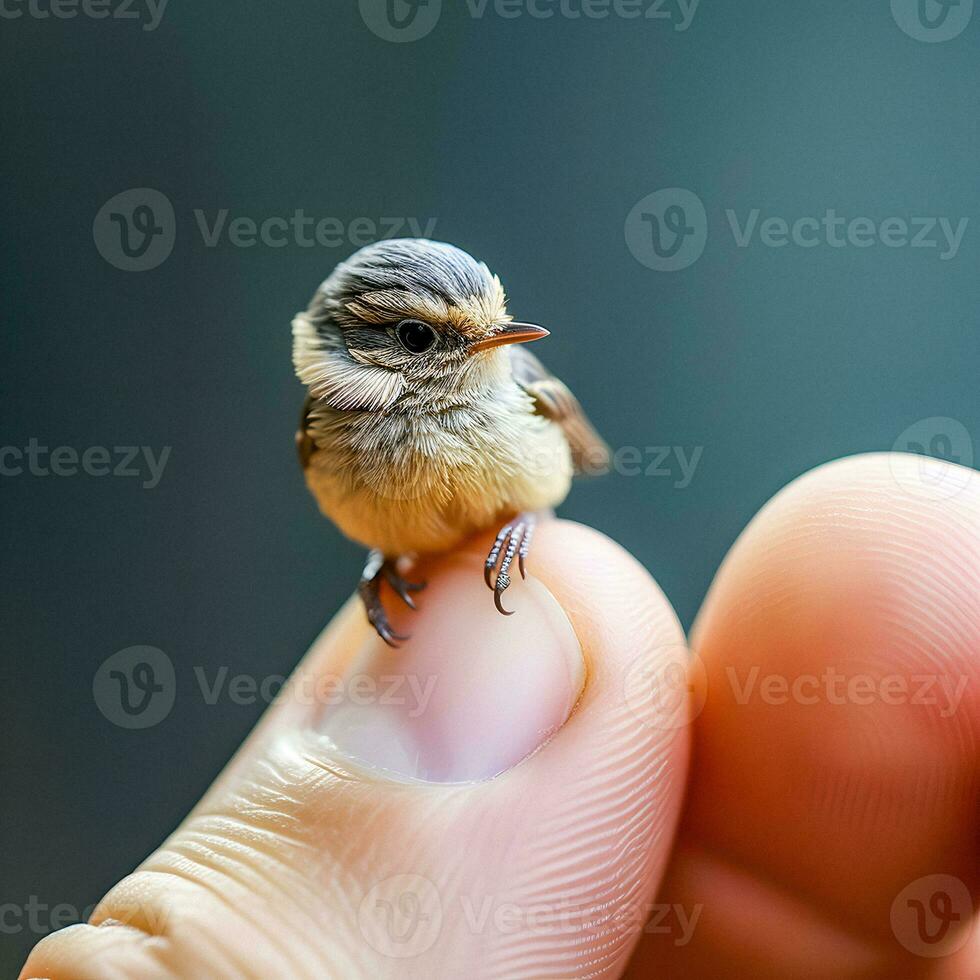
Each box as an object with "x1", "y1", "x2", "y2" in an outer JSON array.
[
  {"x1": 358, "y1": 550, "x2": 426, "y2": 648},
  {"x1": 484, "y1": 513, "x2": 536, "y2": 615}
]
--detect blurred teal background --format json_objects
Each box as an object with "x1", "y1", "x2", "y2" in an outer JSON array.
[{"x1": 2, "y1": 1, "x2": 978, "y2": 970}]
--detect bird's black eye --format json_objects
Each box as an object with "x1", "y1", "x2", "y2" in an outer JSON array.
[{"x1": 395, "y1": 319, "x2": 438, "y2": 354}]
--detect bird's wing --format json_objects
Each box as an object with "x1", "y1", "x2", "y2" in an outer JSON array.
[
  {"x1": 509, "y1": 344, "x2": 610, "y2": 476},
  {"x1": 296, "y1": 393, "x2": 318, "y2": 470}
]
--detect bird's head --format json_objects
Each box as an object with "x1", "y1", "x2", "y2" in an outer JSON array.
[{"x1": 292, "y1": 239, "x2": 548, "y2": 412}]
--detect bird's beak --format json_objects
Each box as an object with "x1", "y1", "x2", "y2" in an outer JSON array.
[{"x1": 469, "y1": 322, "x2": 550, "y2": 354}]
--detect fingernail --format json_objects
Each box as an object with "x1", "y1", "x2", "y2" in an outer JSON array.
[{"x1": 314, "y1": 553, "x2": 585, "y2": 783}]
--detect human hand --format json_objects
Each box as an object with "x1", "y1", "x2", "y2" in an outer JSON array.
[{"x1": 20, "y1": 454, "x2": 979, "y2": 979}]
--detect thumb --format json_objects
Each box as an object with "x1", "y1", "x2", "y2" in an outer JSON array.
[{"x1": 21, "y1": 520, "x2": 690, "y2": 980}]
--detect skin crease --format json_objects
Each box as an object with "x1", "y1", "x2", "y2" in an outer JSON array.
[{"x1": 19, "y1": 454, "x2": 980, "y2": 979}]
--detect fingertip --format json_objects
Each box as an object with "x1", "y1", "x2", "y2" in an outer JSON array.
[
  {"x1": 683, "y1": 452, "x2": 980, "y2": 932},
  {"x1": 315, "y1": 545, "x2": 587, "y2": 783}
]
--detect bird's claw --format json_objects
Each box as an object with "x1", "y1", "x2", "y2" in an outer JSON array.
[
  {"x1": 484, "y1": 515, "x2": 535, "y2": 616},
  {"x1": 383, "y1": 564, "x2": 427, "y2": 611},
  {"x1": 493, "y1": 571, "x2": 514, "y2": 615}
]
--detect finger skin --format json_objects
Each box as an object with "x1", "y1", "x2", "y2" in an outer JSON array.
[
  {"x1": 21, "y1": 520, "x2": 690, "y2": 980},
  {"x1": 626, "y1": 454, "x2": 980, "y2": 978}
]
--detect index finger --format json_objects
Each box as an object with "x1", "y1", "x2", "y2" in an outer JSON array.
[{"x1": 628, "y1": 453, "x2": 979, "y2": 977}]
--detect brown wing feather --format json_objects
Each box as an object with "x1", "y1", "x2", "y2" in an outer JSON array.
[{"x1": 509, "y1": 345, "x2": 610, "y2": 476}]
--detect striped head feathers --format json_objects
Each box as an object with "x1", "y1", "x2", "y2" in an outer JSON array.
[{"x1": 292, "y1": 239, "x2": 547, "y2": 414}]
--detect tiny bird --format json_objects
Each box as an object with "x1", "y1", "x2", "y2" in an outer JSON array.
[{"x1": 293, "y1": 239, "x2": 609, "y2": 645}]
